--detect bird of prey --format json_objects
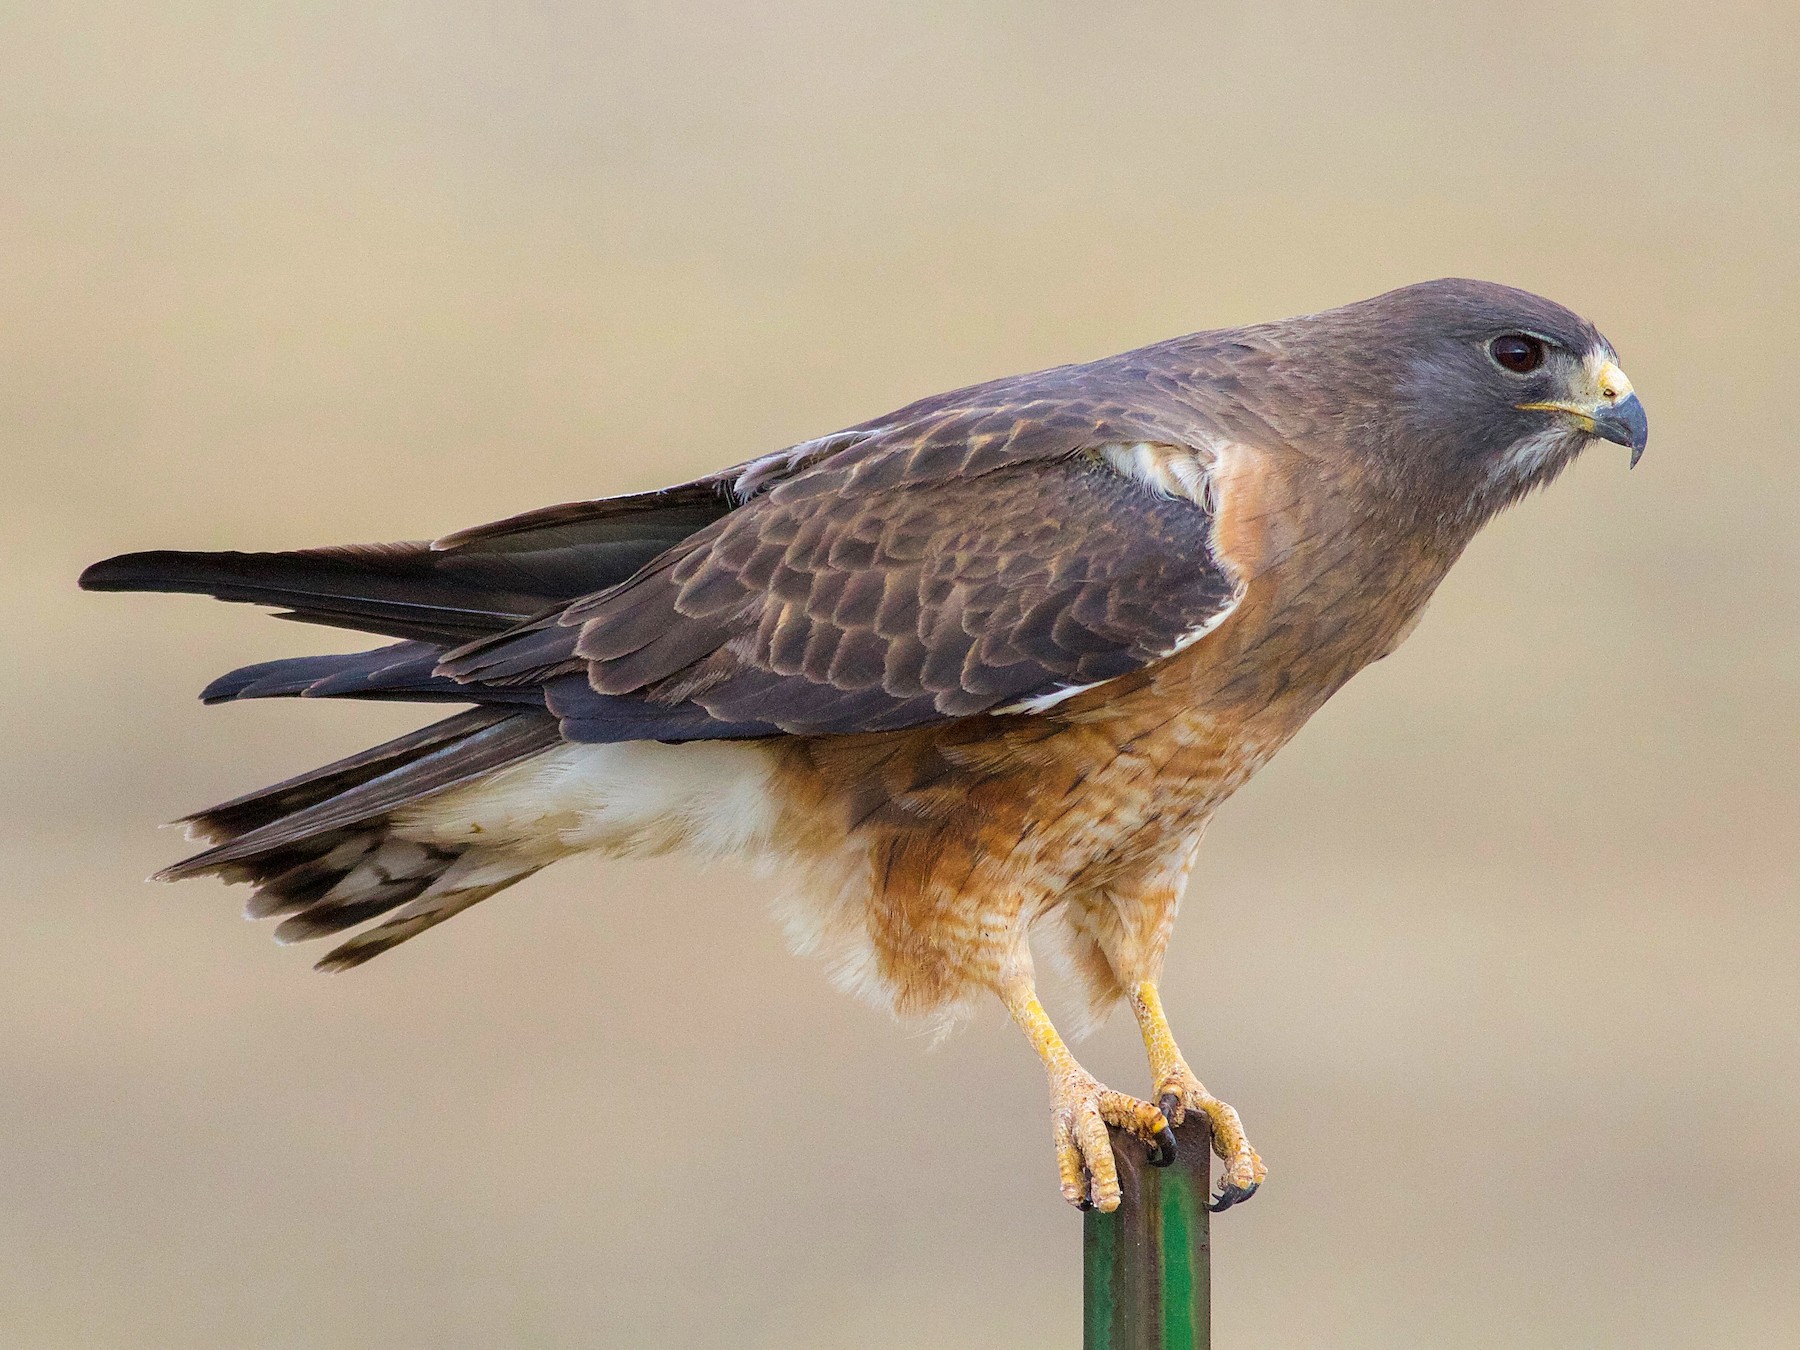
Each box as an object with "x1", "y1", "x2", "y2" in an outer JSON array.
[{"x1": 82, "y1": 278, "x2": 1646, "y2": 1214}]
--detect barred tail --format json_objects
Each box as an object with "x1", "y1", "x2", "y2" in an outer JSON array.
[{"x1": 164, "y1": 708, "x2": 560, "y2": 970}]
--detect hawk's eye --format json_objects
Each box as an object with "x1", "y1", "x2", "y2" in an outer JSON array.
[{"x1": 1489, "y1": 334, "x2": 1545, "y2": 374}]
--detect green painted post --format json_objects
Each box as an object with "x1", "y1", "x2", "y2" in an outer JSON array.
[{"x1": 1083, "y1": 1116, "x2": 1211, "y2": 1349}]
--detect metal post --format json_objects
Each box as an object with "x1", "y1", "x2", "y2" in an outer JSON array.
[{"x1": 1082, "y1": 1116, "x2": 1211, "y2": 1349}]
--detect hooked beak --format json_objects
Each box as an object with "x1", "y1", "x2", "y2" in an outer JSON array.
[
  {"x1": 1592, "y1": 392, "x2": 1649, "y2": 466},
  {"x1": 1518, "y1": 358, "x2": 1649, "y2": 467}
]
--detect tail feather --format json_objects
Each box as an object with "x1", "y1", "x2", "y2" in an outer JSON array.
[
  {"x1": 168, "y1": 709, "x2": 560, "y2": 969},
  {"x1": 310, "y1": 859, "x2": 546, "y2": 973},
  {"x1": 84, "y1": 484, "x2": 751, "y2": 968},
  {"x1": 185, "y1": 707, "x2": 516, "y2": 841},
  {"x1": 242, "y1": 842, "x2": 385, "y2": 919},
  {"x1": 163, "y1": 712, "x2": 560, "y2": 879}
]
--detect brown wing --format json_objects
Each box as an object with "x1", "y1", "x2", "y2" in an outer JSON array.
[{"x1": 441, "y1": 412, "x2": 1247, "y2": 740}]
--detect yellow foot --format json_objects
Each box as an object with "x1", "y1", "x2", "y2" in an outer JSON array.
[
  {"x1": 1050, "y1": 1073, "x2": 1175, "y2": 1212},
  {"x1": 1155, "y1": 1065, "x2": 1266, "y2": 1212}
]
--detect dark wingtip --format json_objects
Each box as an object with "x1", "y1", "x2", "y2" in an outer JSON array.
[
  {"x1": 79, "y1": 549, "x2": 227, "y2": 593},
  {"x1": 78, "y1": 552, "x2": 154, "y2": 591}
]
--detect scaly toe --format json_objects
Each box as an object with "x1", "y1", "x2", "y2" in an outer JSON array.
[
  {"x1": 1096, "y1": 1088, "x2": 1175, "y2": 1166},
  {"x1": 1054, "y1": 1101, "x2": 1122, "y2": 1212},
  {"x1": 1049, "y1": 1080, "x2": 1171, "y2": 1211}
]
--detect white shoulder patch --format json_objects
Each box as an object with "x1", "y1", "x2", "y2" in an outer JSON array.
[
  {"x1": 985, "y1": 439, "x2": 1246, "y2": 714},
  {"x1": 1096, "y1": 441, "x2": 1217, "y2": 509},
  {"x1": 1098, "y1": 439, "x2": 1247, "y2": 656}
]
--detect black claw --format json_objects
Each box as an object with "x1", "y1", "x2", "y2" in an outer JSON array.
[
  {"x1": 1076, "y1": 1193, "x2": 1095, "y2": 1212},
  {"x1": 1157, "y1": 1092, "x2": 1181, "y2": 1125},
  {"x1": 1207, "y1": 1178, "x2": 1261, "y2": 1213},
  {"x1": 1145, "y1": 1124, "x2": 1178, "y2": 1167}
]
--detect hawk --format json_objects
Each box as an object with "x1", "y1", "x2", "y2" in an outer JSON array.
[{"x1": 81, "y1": 279, "x2": 1646, "y2": 1213}]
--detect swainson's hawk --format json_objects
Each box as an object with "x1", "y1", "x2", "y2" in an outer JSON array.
[{"x1": 82, "y1": 278, "x2": 1647, "y2": 1212}]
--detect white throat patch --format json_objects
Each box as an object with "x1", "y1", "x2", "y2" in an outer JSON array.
[{"x1": 1486, "y1": 426, "x2": 1573, "y2": 494}]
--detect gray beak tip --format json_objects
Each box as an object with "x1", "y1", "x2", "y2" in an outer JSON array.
[{"x1": 1595, "y1": 392, "x2": 1649, "y2": 466}]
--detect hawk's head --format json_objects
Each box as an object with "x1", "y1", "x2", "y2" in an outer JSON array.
[{"x1": 1287, "y1": 277, "x2": 1648, "y2": 522}]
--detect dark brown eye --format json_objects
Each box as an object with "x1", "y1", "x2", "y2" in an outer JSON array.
[{"x1": 1489, "y1": 334, "x2": 1545, "y2": 374}]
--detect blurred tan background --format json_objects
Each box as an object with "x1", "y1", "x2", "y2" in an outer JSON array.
[{"x1": 3, "y1": 3, "x2": 1797, "y2": 1346}]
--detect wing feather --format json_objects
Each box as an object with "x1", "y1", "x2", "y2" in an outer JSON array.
[{"x1": 440, "y1": 413, "x2": 1251, "y2": 739}]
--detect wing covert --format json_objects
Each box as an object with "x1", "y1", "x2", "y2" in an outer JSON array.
[{"x1": 442, "y1": 422, "x2": 1250, "y2": 740}]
